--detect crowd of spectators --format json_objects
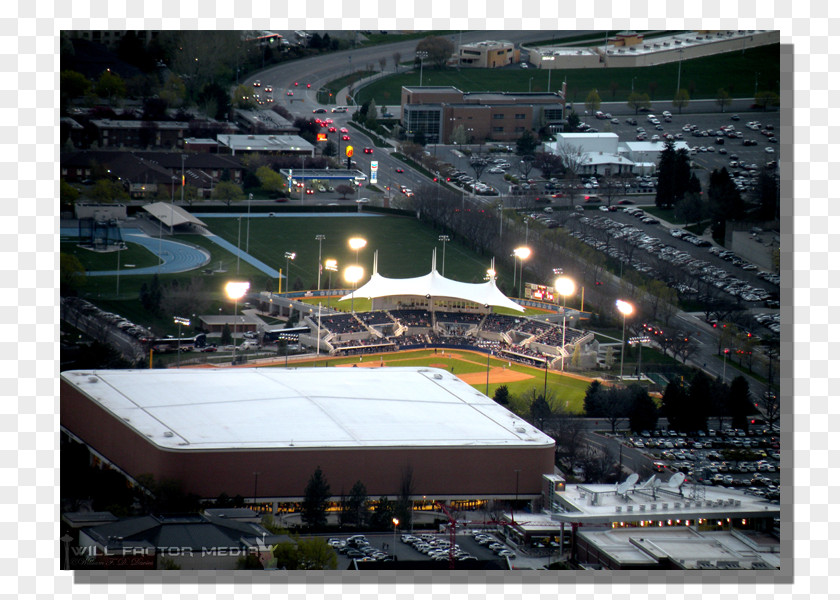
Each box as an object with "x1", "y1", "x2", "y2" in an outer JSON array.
[
  {"x1": 357, "y1": 311, "x2": 395, "y2": 326},
  {"x1": 480, "y1": 314, "x2": 521, "y2": 333},
  {"x1": 320, "y1": 314, "x2": 368, "y2": 334},
  {"x1": 434, "y1": 311, "x2": 484, "y2": 325},
  {"x1": 535, "y1": 327, "x2": 585, "y2": 348},
  {"x1": 389, "y1": 309, "x2": 432, "y2": 327}
]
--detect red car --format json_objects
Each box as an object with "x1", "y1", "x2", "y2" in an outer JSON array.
[
  {"x1": 342, "y1": 135, "x2": 351, "y2": 141},
  {"x1": 339, "y1": 127, "x2": 348, "y2": 133},
  {"x1": 395, "y1": 168, "x2": 404, "y2": 173},
  {"x1": 328, "y1": 126, "x2": 337, "y2": 133},
  {"x1": 363, "y1": 147, "x2": 373, "y2": 154}
]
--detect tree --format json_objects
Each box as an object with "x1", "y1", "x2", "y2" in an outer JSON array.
[
  {"x1": 583, "y1": 380, "x2": 603, "y2": 417},
  {"x1": 256, "y1": 165, "x2": 287, "y2": 195},
  {"x1": 159, "y1": 73, "x2": 187, "y2": 108},
  {"x1": 584, "y1": 89, "x2": 601, "y2": 115},
  {"x1": 754, "y1": 90, "x2": 780, "y2": 112},
  {"x1": 160, "y1": 277, "x2": 211, "y2": 319},
  {"x1": 714, "y1": 88, "x2": 732, "y2": 112},
  {"x1": 60, "y1": 253, "x2": 86, "y2": 295},
  {"x1": 415, "y1": 36, "x2": 454, "y2": 69},
  {"x1": 674, "y1": 191, "x2": 705, "y2": 226},
  {"x1": 685, "y1": 370, "x2": 710, "y2": 432},
  {"x1": 220, "y1": 323, "x2": 232, "y2": 345},
  {"x1": 211, "y1": 180, "x2": 245, "y2": 206},
  {"x1": 627, "y1": 91, "x2": 651, "y2": 114},
  {"x1": 564, "y1": 110, "x2": 580, "y2": 133},
  {"x1": 449, "y1": 124, "x2": 467, "y2": 150},
  {"x1": 469, "y1": 155, "x2": 489, "y2": 182},
  {"x1": 609, "y1": 81, "x2": 619, "y2": 99},
  {"x1": 528, "y1": 391, "x2": 552, "y2": 429},
  {"x1": 345, "y1": 480, "x2": 369, "y2": 527},
  {"x1": 627, "y1": 385, "x2": 658, "y2": 433},
  {"x1": 515, "y1": 130, "x2": 539, "y2": 157},
  {"x1": 272, "y1": 536, "x2": 337, "y2": 570},
  {"x1": 301, "y1": 466, "x2": 331, "y2": 529},
  {"x1": 533, "y1": 151, "x2": 565, "y2": 179},
  {"x1": 335, "y1": 183, "x2": 355, "y2": 199},
  {"x1": 379, "y1": 56, "x2": 387, "y2": 72},
  {"x1": 90, "y1": 179, "x2": 129, "y2": 203},
  {"x1": 601, "y1": 386, "x2": 631, "y2": 433},
  {"x1": 756, "y1": 390, "x2": 780, "y2": 426},
  {"x1": 60, "y1": 179, "x2": 80, "y2": 208},
  {"x1": 369, "y1": 496, "x2": 394, "y2": 530},
  {"x1": 232, "y1": 84, "x2": 257, "y2": 109},
  {"x1": 655, "y1": 140, "x2": 677, "y2": 208},
  {"x1": 708, "y1": 377, "x2": 730, "y2": 431},
  {"x1": 60, "y1": 70, "x2": 91, "y2": 106},
  {"x1": 493, "y1": 385, "x2": 510, "y2": 405},
  {"x1": 754, "y1": 166, "x2": 779, "y2": 221},
  {"x1": 392, "y1": 51, "x2": 401, "y2": 72},
  {"x1": 707, "y1": 168, "x2": 744, "y2": 238},
  {"x1": 727, "y1": 375, "x2": 753, "y2": 431},
  {"x1": 94, "y1": 70, "x2": 126, "y2": 104},
  {"x1": 672, "y1": 88, "x2": 690, "y2": 114},
  {"x1": 394, "y1": 466, "x2": 415, "y2": 528},
  {"x1": 364, "y1": 99, "x2": 378, "y2": 130},
  {"x1": 660, "y1": 379, "x2": 687, "y2": 431}
]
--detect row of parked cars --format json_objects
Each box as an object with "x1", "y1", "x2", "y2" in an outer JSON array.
[
  {"x1": 329, "y1": 535, "x2": 393, "y2": 562},
  {"x1": 400, "y1": 533, "x2": 479, "y2": 562},
  {"x1": 62, "y1": 296, "x2": 153, "y2": 343}
]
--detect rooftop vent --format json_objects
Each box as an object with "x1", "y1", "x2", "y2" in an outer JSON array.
[{"x1": 163, "y1": 431, "x2": 174, "y2": 438}]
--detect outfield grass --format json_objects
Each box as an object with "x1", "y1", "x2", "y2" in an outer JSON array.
[
  {"x1": 355, "y1": 44, "x2": 780, "y2": 106},
  {"x1": 282, "y1": 348, "x2": 591, "y2": 414}
]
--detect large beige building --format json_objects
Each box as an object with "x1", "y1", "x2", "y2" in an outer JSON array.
[{"x1": 457, "y1": 40, "x2": 520, "y2": 68}]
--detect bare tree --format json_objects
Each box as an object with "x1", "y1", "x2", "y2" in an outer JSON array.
[
  {"x1": 469, "y1": 154, "x2": 489, "y2": 182},
  {"x1": 378, "y1": 56, "x2": 387, "y2": 72},
  {"x1": 392, "y1": 51, "x2": 401, "y2": 72}
]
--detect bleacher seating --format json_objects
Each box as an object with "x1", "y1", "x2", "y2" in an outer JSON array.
[
  {"x1": 320, "y1": 313, "x2": 367, "y2": 334},
  {"x1": 389, "y1": 309, "x2": 432, "y2": 328}
]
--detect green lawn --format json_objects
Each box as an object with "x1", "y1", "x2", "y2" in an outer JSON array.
[
  {"x1": 283, "y1": 349, "x2": 591, "y2": 414},
  {"x1": 204, "y1": 215, "x2": 512, "y2": 291},
  {"x1": 61, "y1": 241, "x2": 160, "y2": 271},
  {"x1": 354, "y1": 44, "x2": 780, "y2": 106}
]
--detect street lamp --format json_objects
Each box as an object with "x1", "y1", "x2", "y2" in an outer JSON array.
[
  {"x1": 315, "y1": 234, "x2": 325, "y2": 290},
  {"x1": 554, "y1": 276, "x2": 575, "y2": 371},
  {"x1": 513, "y1": 246, "x2": 531, "y2": 300},
  {"x1": 225, "y1": 281, "x2": 250, "y2": 365},
  {"x1": 344, "y1": 265, "x2": 364, "y2": 313},
  {"x1": 438, "y1": 235, "x2": 450, "y2": 276},
  {"x1": 392, "y1": 517, "x2": 400, "y2": 559},
  {"x1": 246, "y1": 193, "x2": 253, "y2": 253},
  {"x1": 348, "y1": 237, "x2": 367, "y2": 264},
  {"x1": 284, "y1": 252, "x2": 296, "y2": 293},
  {"x1": 615, "y1": 299, "x2": 634, "y2": 381},
  {"x1": 415, "y1": 51, "x2": 428, "y2": 86},
  {"x1": 174, "y1": 316, "x2": 190, "y2": 368},
  {"x1": 324, "y1": 259, "x2": 338, "y2": 307}
]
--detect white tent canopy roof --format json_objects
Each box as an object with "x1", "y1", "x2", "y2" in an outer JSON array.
[{"x1": 341, "y1": 253, "x2": 524, "y2": 312}]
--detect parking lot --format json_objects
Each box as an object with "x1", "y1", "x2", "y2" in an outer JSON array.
[
  {"x1": 328, "y1": 530, "x2": 528, "y2": 568},
  {"x1": 619, "y1": 427, "x2": 781, "y2": 502}
]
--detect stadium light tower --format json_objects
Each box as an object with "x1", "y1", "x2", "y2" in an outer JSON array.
[
  {"x1": 324, "y1": 259, "x2": 338, "y2": 307},
  {"x1": 344, "y1": 265, "x2": 364, "y2": 313},
  {"x1": 315, "y1": 234, "x2": 325, "y2": 290},
  {"x1": 555, "y1": 276, "x2": 575, "y2": 371},
  {"x1": 513, "y1": 246, "x2": 531, "y2": 299},
  {"x1": 173, "y1": 316, "x2": 190, "y2": 369},
  {"x1": 348, "y1": 237, "x2": 367, "y2": 264},
  {"x1": 284, "y1": 252, "x2": 296, "y2": 293},
  {"x1": 616, "y1": 299, "x2": 634, "y2": 381},
  {"x1": 225, "y1": 281, "x2": 250, "y2": 365},
  {"x1": 438, "y1": 235, "x2": 450, "y2": 276}
]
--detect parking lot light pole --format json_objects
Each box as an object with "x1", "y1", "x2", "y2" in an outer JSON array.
[
  {"x1": 174, "y1": 316, "x2": 190, "y2": 368},
  {"x1": 315, "y1": 234, "x2": 325, "y2": 290},
  {"x1": 225, "y1": 281, "x2": 250, "y2": 366},
  {"x1": 324, "y1": 259, "x2": 338, "y2": 307},
  {"x1": 438, "y1": 235, "x2": 450, "y2": 276},
  {"x1": 616, "y1": 299, "x2": 634, "y2": 382},
  {"x1": 555, "y1": 276, "x2": 576, "y2": 371},
  {"x1": 392, "y1": 517, "x2": 400, "y2": 559}
]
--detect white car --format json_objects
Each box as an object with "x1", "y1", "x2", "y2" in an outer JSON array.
[{"x1": 765, "y1": 147, "x2": 775, "y2": 153}]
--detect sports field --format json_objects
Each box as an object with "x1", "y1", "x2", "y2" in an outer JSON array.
[{"x1": 216, "y1": 348, "x2": 592, "y2": 415}]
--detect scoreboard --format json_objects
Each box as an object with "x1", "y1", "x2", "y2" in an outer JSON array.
[{"x1": 524, "y1": 282, "x2": 555, "y2": 302}]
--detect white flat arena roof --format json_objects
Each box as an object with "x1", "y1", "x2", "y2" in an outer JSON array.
[{"x1": 61, "y1": 367, "x2": 554, "y2": 452}]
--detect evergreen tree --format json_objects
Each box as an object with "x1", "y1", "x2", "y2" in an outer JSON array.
[
  {"x1": 627, "y1": 385, "x2": 658, "y2": 433},
  {"x1": 673, "y1": 148, "x2": 691, "y2": 202},
  {"x1": 583, "y1": 380, "x2": 604, "y2": 417},
  {"x1": 686, "y1": 370, "x2": 711, "y2": 432},
  {"x1": 346, "y1": 480, "x2": 369, "y2": 528},
  {"x1": 301, "y1": 466, "x2": 331, "y2": 529},
  {"x1": 369, "y1": 496, "x2": 393, "y2": 530},
  {"x1": 655, "y1": 140, "x2": 677, "y2": 208},
  {"x1": 529, "y1": 393, "x2": 552, "y2": 428},
  {"x1": 660, "y1": 379, "x2": 687, "y2": 431},
  {"x1": 707, "y1": 168, "x2": 744, "y2": 238},
  {"x1": 492, "y1": 384, "x2": 510, "y2": 406},
  {"x1": 220, "y1": 323, "x2": 232, "y2": 345},
  {"x1": 708, "y1": 377, "x2": 730, "y2": 431},
  {"x1": 727, "y1": 375, "x2": 753, "y2": 430}
]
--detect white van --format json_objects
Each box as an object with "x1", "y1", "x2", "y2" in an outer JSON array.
[{"x1": 240, "y1": 340, "x2": 259, "y2": 351}]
